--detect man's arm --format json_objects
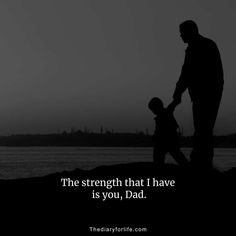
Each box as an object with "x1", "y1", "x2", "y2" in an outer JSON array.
[
  {"x1": 167, "y1": 99, "x2": 181, "y2": 113},
  {"x1": 173, "y1": 50, "x2": 190, "y2": 101},
  {"x1": 173, "y1": 74, "x2": 188, "y2": 101}
]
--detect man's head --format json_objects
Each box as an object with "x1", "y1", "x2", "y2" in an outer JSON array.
[
  {"x1": 179, "y1": 20, "x2": 199, "y2": 43},
  {"x1": 148, "y1": 97, "x2": 164, "y2": 115}
]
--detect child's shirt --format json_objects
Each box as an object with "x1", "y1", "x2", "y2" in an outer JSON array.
[{"x1": 154, "y1": 103, "x2": 179, "y2": 141}]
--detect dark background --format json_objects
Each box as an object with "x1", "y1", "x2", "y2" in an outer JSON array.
[{"x1": 0, "y1": 0, "x2": 235, "y2": 136}]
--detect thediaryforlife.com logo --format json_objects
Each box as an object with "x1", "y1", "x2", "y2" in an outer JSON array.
[{"x1": 89, "y1": 226, "x2": 148, "y2": 233}]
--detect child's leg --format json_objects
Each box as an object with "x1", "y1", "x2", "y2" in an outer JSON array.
[
  {"x1": 169, "y1": 146, "x2": 189, "y2": 166},
  {"x1": 153, "y1": 145, "x2": 167, "y2": 166}
]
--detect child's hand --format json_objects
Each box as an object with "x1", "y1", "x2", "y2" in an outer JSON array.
[
  {"x1": 168, "y1": 98, "x2": 181, "y2": 112},
  {"x1": 173, "y1": 92, "x2": 182, "y2": 105},
  {"x1": 173, "y1": 96, "x2": 181, "y2": 105}
]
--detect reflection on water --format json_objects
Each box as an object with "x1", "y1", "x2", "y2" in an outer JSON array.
[{"x1": 0, "y1": 147, "x2": 235, "y2": 179}]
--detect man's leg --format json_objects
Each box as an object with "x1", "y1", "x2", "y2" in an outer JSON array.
[
  {"x1": 153, "y1": 145, "x2": 167, "y2": 166},
  {"x1": 190, "y1": 100, "x2": 212, "y2": 167},
  {"x1": 190, "y1": 93, "x2": 222, "y2": 168},
  {"x1": 169, "y1": 145, "x2": 189, "y2": 167}
]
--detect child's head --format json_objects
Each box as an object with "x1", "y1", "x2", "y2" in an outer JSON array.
[{"x1": 148, "y1": 97, "x2": 164, "y2": 115}]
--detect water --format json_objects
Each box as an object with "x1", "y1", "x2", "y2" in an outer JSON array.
[{"x1": 0, "y1": 147, "x2": 235, "y2": 179}]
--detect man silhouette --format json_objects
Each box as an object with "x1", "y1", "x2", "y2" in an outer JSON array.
[{"x1": 173, "y1": 20, "x2": 224, "y2": 168}]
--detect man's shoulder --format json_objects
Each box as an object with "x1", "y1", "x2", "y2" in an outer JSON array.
[{"x1": 200, "y1": 35, "x2": 217, "y2": 48}]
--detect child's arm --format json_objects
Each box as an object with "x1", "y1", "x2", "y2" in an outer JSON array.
[{"x1": 167, "y1": 98, "x2": 181, "y2": 113}]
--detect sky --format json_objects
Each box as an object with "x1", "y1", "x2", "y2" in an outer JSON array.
[{"x1": 0, "y1": 0, "x2": 235, "y2": 135}]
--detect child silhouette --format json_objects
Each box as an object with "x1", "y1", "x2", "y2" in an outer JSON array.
[{"x1": 148, "y1": 97, "x2": 188, "y2": 166}]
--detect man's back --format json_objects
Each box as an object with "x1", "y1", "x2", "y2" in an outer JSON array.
[{"x1": 183, "y1": 35, "x2": 224, "y2": 100}]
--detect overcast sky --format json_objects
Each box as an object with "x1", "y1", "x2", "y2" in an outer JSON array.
[{"x1": 0, "y1": 0, "x2": 235, "y2": 135}]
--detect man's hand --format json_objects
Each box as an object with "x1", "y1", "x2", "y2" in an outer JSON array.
[
  {"x1": 168, "y1": 97, "x2": 182, "y2": 112},
  {"x1": 173, "y1": 93, "x2": 182, "y2": 105}
]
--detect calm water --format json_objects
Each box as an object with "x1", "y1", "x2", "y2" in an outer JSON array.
[{"x1": 0, "y1": 147, "x2": 235, "y2": 179}]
